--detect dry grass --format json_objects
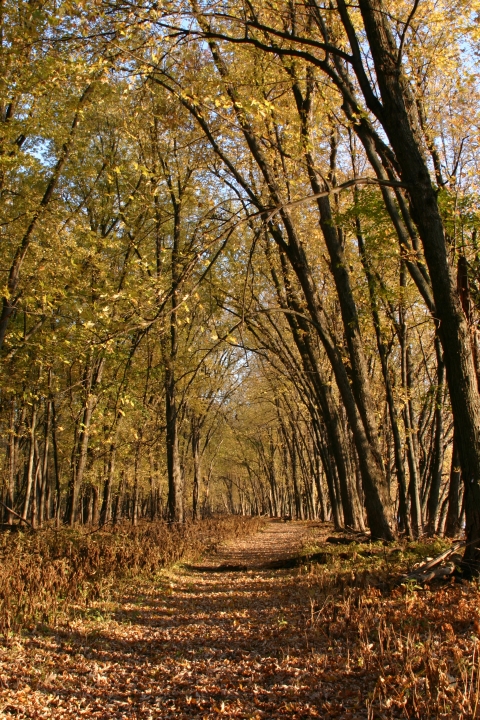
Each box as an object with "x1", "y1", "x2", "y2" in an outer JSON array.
[{"x1": 0, "y1": 515, "x2": 262, "y2": 637}]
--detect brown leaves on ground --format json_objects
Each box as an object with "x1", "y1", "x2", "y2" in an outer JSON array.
[
  {"x1": 0, "y1": 516, "x2": 262, "y2": 636},
  {"x1": 1, "y1": 520, "x2": 480, "y2": 719}
]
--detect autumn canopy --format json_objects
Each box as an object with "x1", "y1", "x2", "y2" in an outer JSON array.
[{"x1": 1, "y1": 0, "x2": 480, "y2": 554}]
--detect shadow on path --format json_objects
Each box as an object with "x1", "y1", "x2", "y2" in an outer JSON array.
[{"x1": 0, "y1": 520, "x2": 371, "y2": 720}]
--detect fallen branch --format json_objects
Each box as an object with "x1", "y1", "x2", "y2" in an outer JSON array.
[
  {"x1": 326, "y1": 536, "x2": 356, "y2": 546},
  {"x1": 0, "y1": 501, "x2": 35, "y2": 531},
  {"x1": 400, "y1": 541, "x2": 465, "y2": 585}
]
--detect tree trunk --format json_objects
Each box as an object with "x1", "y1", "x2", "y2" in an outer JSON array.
[
  {"x1": 165, "y1": 360, "x2": 184, "y2": 522},
  {"x1": 399, "y1": 267, "x2": 423, "y2": 537},
  {"x1": 6, "y1": 401, "x2": 16, "y2": 525},
  {"x1": 191, "y1": 414, "x2": 201, "y2": 521},
  {"x1": 357, "y1": 222, "x2": 411, "y2": 536},
  {"x1": 266, "y1": 240, "x2": 362, "y2": 529},
  {"x1": 37, "y1": 400, "x2": 51, "y2": 527},
  {"x1": 100, "y1": 443, "x2": 116, "y2": 526},
  {"x1": 132, "y1": 445, "x2": 140, "y2": 526},
  {"x1": 163, "y1": 176, "x2": 184, "y2": 523},
  {"x1": 355, "y1": 0, "x2": 480, "y2": 562},
  {"x1": 51, "y1": 400, "x2": 61, "y2": 526},
  {"x1": 426, "y1": 337, "x2": 446, "y2": 534},
  {"x1": 21, "y1": 402, "x2": 37, "y2": 523},
  {"x1": 65, "y1": 356, "x2": 104, "y2": 526},
  {"x1": 445, "y1": 436, "x2": 461, "y2": 537},
  {"x1": 287, "y1": 428, "x2": 304, "y2": 520},
  {"x1": 91, "y1": 485, "x2": 99, "y2": 526}
]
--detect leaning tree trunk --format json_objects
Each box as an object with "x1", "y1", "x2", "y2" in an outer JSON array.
[
  {"x1": 266, "y1": 240, "x2": 360, "y2": 528},
  {"x1": 356, "y1": 221, "x2": 410, "y2": 536},
  {"x1": 355, "y1": 0, "x2": 480, "y2": 563}
]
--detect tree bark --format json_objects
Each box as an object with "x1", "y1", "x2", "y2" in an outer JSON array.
[
  {"x1": 6, "y1": 401, "x2": 17, "y2": 525},
  {"x1": 100, "y1": 442, "x2": 116, "y2": 526},
  {"x1": 191, "y1": 414, "x2": 201, "y2": 521},
  {"x1": 426, "y1": 337, "x2": 445, "y2": 534},
  {"x1": 37, "y1": 400, "x2": 51, "y2": 527},
  {"x1": 445, "y1": 436, "x2": 462, "y2": 537},
  {"x1": 21, "y1": 402, "x2": 37, "y2": 523}
]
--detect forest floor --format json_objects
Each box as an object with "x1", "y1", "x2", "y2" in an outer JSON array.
[{"x1": 2, "y1": 519, "x2": 480, "y2": 719}]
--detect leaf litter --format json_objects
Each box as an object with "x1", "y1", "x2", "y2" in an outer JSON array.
[{"x1": 2, "y1": 520, "x2": 480, "y2": 719}]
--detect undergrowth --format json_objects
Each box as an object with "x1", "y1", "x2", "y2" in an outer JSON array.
[
  {"x1": 302, "y1": 531, "x2": 480, "y2": 719},
  {"x1": 0, "y1": 515, "x2": 261, "y2": 637}
]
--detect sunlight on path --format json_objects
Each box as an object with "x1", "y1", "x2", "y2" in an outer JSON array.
[
  {"x1": 192, "y1": 518, "x2": 314, "y2": 569},
  {"x1": 1, "y1": 521, "x2": 372, "y2": 719}
]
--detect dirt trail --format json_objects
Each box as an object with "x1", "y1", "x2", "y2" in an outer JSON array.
[
  {"x1": 1, "y1": 520, "x2": 373, "y2": 719},
  {"x1": 193, "y1": 517, "x2": 316, "y2": 570}
]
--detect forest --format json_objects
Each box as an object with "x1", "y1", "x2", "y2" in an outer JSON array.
[{"x1": 1, "y1": 0, "x2": 480, "y2": 717}]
